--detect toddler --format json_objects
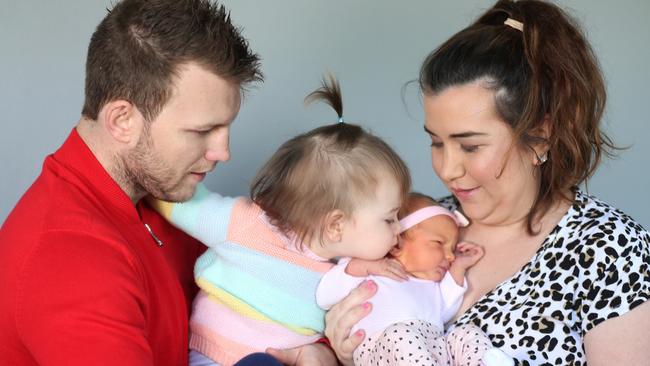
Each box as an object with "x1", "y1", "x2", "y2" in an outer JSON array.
[
  {"x1": 152, "y1": 75, "x2": 411, "y2": 366},
  {"x1": 316, "y1": 192, "x2": 514, "y2": 366}
]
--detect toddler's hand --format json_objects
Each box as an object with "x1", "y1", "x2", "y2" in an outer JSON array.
[
  {"x1": 144, "y1": 195, "x2": 174, "y2": 218},
  {"x1": 345, "y1": 258, "x2": 408, "y2": 281},
  {"x1": 452, "y1": 241, "x2": 484, "y2": 270}
]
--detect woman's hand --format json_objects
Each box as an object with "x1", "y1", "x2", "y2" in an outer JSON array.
[
  {"x1": 324, "y1": 280, "x2": 378, "y2": 365},
  {"x1": 266, "y1": 343, "x2": 337, "y2": 366}
]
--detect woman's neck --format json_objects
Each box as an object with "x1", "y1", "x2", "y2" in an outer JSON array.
[{"x1": 462, "y1": 193, "x2": 572, "y2": 246}]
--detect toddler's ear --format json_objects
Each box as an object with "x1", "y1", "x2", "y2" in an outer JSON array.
[
  {"x1": 389, "y1": 241, "x2": 403, "y2": 257},
  {"x1": 323, "y1": 209, "x2": 345, "y2": 243}
]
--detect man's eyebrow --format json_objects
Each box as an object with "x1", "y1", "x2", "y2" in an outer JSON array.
[
  {"x1": 423, "y1": 125, "x2": 487, "y2": 138},
  {"x1": 194, "y1": 120, "x2": 232, "y2": 130}
]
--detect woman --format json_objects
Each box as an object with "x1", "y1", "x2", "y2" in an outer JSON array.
[{"x1": 322, "y1": 0, "x2": 650, "y2": 365}]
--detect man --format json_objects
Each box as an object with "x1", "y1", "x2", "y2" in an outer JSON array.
[{"x1": 0, "y1": 1, "x2": 262, "y2": 364}]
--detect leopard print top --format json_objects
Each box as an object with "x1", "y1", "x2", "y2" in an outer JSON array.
[{"x1": 441, "y1": 189, "x2": 650, "y2": 365}]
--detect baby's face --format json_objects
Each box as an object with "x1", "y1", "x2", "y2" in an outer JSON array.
[{"x1": 396, "y1": 215, "x2": 459, "y2": 281}]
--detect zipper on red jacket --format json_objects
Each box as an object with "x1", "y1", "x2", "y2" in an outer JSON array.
[{"x1": 144, "y1": 223, "x2": 164, "y2": 247}]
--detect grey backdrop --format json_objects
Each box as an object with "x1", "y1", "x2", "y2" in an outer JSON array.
[{"x1": 1, "y1": 0, "x2": 649, "y2": 226}]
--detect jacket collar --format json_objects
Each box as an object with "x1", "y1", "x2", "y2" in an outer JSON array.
[{"x1": 52, "y1": 128, "x2": 142, "y2": 223}]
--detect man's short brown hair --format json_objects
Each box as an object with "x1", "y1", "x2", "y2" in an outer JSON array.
[{"x1": 82, "y1": 0, "x2": 262, "y2": 122}]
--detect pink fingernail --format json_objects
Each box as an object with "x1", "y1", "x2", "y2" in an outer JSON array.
[
  {"x1": 362, "y1": 302, "x2": 371, "y2": 310},
  {"x1": 364, "y1": 280, "x2": 376, "y2": 290}
]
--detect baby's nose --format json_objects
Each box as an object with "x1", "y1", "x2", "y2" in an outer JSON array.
[{"x1": 445, "y1": 251, "x2": 455, "y2": 262}]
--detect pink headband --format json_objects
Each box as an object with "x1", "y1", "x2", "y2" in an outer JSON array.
[{"x1": 399, "y1": 206, "x2": 469, "y2": 233}]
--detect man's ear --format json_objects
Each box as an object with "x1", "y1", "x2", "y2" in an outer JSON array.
[
  {"x1": 99, "y1": 100, "x2": 145, "y2": 146},
  {"x1": 323, "y1": 209, "x2": 346, "y2": 243}
]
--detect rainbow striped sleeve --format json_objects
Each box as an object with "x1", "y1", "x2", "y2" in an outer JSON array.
[{"x1": 151, "y1": 183, "x2": 237, "y2": 248}]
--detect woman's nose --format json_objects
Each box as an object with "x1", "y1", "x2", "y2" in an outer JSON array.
[{"x1": 438, "y1": 148, "x2": 464, "y2": 182}]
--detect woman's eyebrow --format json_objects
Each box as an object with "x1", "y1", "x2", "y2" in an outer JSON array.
[
  {"x1": 449, "y1": 131, "x2": 488, "y2": 138},
  {"x1": 423, "y1": 126, "x2": 486, "y2": 138}
]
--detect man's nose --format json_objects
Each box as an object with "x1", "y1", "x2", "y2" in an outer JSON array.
[
  {"x1": 205, "y1": 147, "x2": 230, "y2": 162},
  {"x1": 204, "y1": 131, "x2": 230, "y2": 162}
]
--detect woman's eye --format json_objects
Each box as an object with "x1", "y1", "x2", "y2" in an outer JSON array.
[
  {"x1": 461, "y1": 145, "x2": 479, "y2": 152},
  {"x1": 430, "y1": 141, "x2": 443, "y2": 148},
  {"x1": 385, "y1": 219, "x2": 395, "y2": 224}
]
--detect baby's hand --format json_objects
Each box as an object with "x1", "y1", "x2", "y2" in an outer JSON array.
[
  {"x1": 451, "y1": 241, "x2": 484, "y2": 270},
  {"x1": 345, "y1": 258, "x2": 408, "y2": 281}
]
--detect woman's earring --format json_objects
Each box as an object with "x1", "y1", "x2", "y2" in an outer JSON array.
[{"x1": 536, "y1": 152, "x2": 548, "y2": 166}]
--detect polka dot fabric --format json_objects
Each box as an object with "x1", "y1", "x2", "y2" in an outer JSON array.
[{"x1": 354, "y1": 321, "x2": 492, "y2": 366}]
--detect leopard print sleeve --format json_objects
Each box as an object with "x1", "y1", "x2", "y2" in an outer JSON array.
[{"x1": 572, "y1": 196, "x2": 650, "y2": 336}]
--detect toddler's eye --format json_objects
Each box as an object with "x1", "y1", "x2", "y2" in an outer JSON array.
[{"x1": 385, "y1": 219, "x2": 395, "y2": 224}]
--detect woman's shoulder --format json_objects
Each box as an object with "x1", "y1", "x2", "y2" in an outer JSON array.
[
  {"x1": 556, "y1": 190, "x2": 650, "y2": 334},
  {"x1": 565, "y1": 189, "x2": 649, "y2": 242},
  {"x1": 551, "y1": 189, "x2": 649, "y2": 273}
]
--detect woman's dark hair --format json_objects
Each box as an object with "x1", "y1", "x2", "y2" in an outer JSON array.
[
  {"x1": 251, "y1": 74, "x2": 411, "y2": 245},
  {"x1": 419, "y1": 0, "x2": 617, "y2": 234}
]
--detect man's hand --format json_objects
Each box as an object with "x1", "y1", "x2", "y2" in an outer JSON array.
[{"x1": 266, "y1": 343, "x2": 338, "y2": 366}]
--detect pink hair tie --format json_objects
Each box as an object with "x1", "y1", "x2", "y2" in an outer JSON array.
[{"x1": 399, "y1": 206, "x2": 469, "y2": 233}]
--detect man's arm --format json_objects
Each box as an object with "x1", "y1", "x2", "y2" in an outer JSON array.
[{"x1": 16, "y1": 231, "x2": 154, "y2": 365}]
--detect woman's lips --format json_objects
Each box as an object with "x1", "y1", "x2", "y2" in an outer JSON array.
[{"x1": 452, "y1": 187, "x2": 478, "y2": 200}]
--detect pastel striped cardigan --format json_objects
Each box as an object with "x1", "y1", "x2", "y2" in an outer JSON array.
[{"x1": 154, "y1": 184, "x2": 333, "y2": 366}]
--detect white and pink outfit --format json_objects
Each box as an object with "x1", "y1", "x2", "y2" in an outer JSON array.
[
  {"x1": 316, "y1": 204, "x2": 514, "y2": 366},
  {"x1": 317, "y1": 257, "x2": 492, "y2": 365},
  {"x1": 317, "y1": 258, "x2": 510, "y2": 366}
]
